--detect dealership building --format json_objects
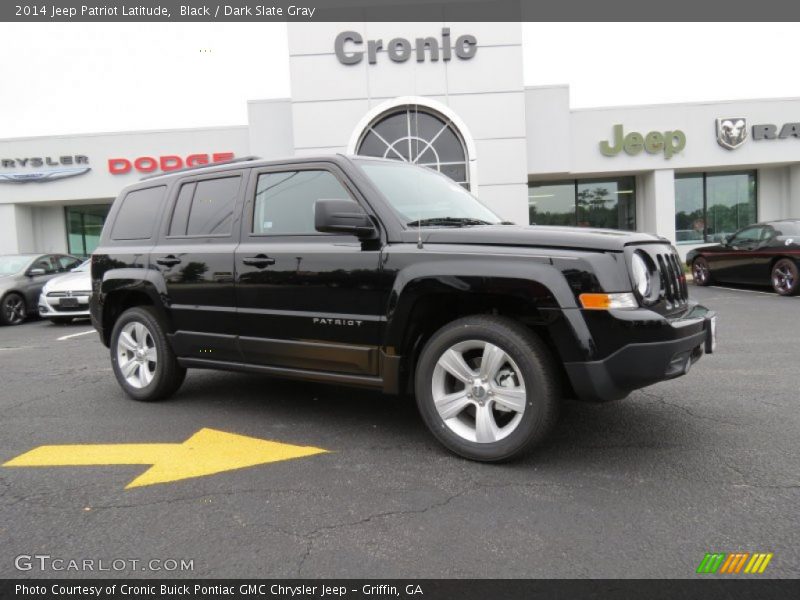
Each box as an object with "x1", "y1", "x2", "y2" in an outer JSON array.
[{"x1": 3, "y1": 22, "x2": 800, "y2": 260}]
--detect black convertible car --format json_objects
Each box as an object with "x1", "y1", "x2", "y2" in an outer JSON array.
[{"x1": 686, "y1": 219, "x2": 800, "y2": 296}]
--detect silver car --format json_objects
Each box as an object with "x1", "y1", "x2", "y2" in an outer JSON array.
[
  {"x1": 38, "y1": 259, "x2": 92, "y2": 324},
  {"x1": 0, "y1": 253, "x2": 83, "y2": 325}
]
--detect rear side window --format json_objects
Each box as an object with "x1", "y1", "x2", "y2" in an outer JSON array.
[
  {"x1": 169, "y1": 176, "x2": 241, "y2": 237},
  {"x1": 111, "y1": 186, "x2": 166, "y2": 240},
  {"x1": 253, "y1": 170, "x2": 351, "y2": 235}
]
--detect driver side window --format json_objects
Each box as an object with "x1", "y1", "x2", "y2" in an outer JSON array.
[
  {"x1": 252, "y1": 170, "x2": 352, "y2": 235},
  {"x1": 730, "y1": 227, "x2": 763, "y2": 245},
  {"x1": 30, "y1": 256, "x2": 57, "y2": 275}
]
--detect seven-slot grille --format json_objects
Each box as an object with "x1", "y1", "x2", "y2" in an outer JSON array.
[{"x1": 655, "y1": 252, "x2": 689, "y2": 309}]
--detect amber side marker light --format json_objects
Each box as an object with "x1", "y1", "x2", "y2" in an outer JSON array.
[{"x1": 579, "y1": 292, "x2": 639, "y2": 310}]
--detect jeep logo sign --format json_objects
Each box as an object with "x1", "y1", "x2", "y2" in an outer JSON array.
[
  {"x1": 600, "y1": 124, "x2": 686, "y2": 159},
  {"x1": 335, "y1": 28, "x2": 477, "y2": 65}
]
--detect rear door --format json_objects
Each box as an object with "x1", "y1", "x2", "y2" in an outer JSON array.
[
  {"x1": 154, "y1": 170, "x2": 248, "y2": 362},
  {"x1": 234, "y1": 163, "x2": 389, "y2": 376}
]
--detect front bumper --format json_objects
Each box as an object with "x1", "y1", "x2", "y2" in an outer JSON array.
[
  {"x1": 38, "y1": 293, "x2": 91, "y2": 319},
  {"x1": 563, "y1": 305, "x2": 716, "y2": 402}
]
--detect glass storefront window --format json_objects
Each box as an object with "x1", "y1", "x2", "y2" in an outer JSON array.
[
  {"x1": 65, "y1": 204, "x2": 111, "y2": 257},
  {"x1": 529, "y1": 177, "x2": 636, "y2": 231},
  {"x1": 675, "y1": 171, "x2": 757, "y2": 244},
  {"x1": 528, "y1": 182, "x2": 575, "y2": 225}
]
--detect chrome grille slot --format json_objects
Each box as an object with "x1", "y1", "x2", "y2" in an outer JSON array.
[{"x1": 655, "y1": 252, "x2": 688, "y2": 308}]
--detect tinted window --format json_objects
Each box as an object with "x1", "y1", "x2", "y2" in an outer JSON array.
[
  {"x1": 168, "y1": 182, "x2": 196, "y2": 237},
  {"x1": 253, "y1": 170, "x2": 351, "y2": 235},
  {"x1": 185, "y1": 177, "x2": 241, "y2": 236},
  {"x1": 111, "y1": 186, "x2": 166, "y2": 240},
  {"x1": 731, "y1": 226, "x2": 763, "y2": 244}
]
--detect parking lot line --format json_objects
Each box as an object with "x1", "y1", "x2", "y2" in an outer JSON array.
[
  {"x1": 57, "y1": 329, "x2": 96, "y2": 341},
  {"x1": 712, "y1": 286, "x2": 799, "y2": 298}
]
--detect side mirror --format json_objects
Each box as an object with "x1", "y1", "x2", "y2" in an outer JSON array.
[
  {"x1": 315, "y1": 199, "x2": 377, "y2": 240},
  {"x1": 28, "y1": 268, "x2": 45, "y2": 277},
  {"x1": 723, "y1": 234, "x2": 734, "y2": 246}
]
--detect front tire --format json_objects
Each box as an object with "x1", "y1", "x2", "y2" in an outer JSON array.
[
  {"x1": 414, "y1": 315, "x2": 559, "y2": 462},
  {"x1": 110, "y1": 306, "x2": 186, "y2": 402},
  {"x1": 1, "y1": 293, "x2": 27, "y2": 326},
  {"x1": 692, "y1": 257, "x2": 712, "y2": 286},
  {"x1": 772, "y1": 258, "x2": 800, "y2": 296}
]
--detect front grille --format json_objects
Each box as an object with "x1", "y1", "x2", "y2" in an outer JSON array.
[
  {"x1": 47, "y1": 291, "x2": 91, "y2": 297},
  {"x1": 54, "y1": 305, "x2": 89, "y2": 313},
  {"x1": 655, "y1": 252, "x2": 689, "y2": 309}
]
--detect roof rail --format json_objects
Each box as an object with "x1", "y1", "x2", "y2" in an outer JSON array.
[{"x1": 140, "y1": 155, "x2": 262, "y2": 180}]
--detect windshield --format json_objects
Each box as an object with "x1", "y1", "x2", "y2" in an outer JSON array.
[
  {"x1": 0, "y1": 255, "x2": 32, "y2": 276},
  {"x1": 72, "y1": 260, "x2": 90, "y2": 272},
  {"x1": 357, "y1": 161, "x2": 502, "y2": 227}
]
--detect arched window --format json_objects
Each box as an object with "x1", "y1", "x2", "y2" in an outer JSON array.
[{"x1": 355, "y1": 106, "x2": 470, "y2": 189}]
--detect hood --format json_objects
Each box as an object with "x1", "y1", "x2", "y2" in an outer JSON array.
[
  {"x1": 43, "y1": 270, "x2": 91, "y2": 293},
  {"x1": 416, "y1": 225, "x2": 668, "y2": 252}
]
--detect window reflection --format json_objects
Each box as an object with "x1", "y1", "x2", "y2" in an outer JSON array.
[{"x1": 528, "y1": 177, "x2": 636, "y2": 231}]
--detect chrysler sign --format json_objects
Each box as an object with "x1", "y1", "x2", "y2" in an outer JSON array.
[{"x1": 0, "y1": 155, "x2": 91, "y2": 184}]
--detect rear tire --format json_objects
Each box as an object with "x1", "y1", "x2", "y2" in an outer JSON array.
[
  {"x1": 1, "y1": 293, "x2": 27, "y2": 326},
  {"x1": 414, "y1": 315, "x2": 559, "y2": 462},
  {"x1": 772, "y1": 258, "x2": 800, "y2": 296},
  {"x1": 692, "y1": 257, "x2": 712, "y2": 286},
  {"x1": 110, "y1": 306, "x2": 186, "y2": 402}
]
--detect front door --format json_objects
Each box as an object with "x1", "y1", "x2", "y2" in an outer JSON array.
[
  {"x1": 235, "y1": 164, "x2": 389, "y2": 376},
  {"x1": 714, "y1": 225, "x2": 766, "y2": 283}
]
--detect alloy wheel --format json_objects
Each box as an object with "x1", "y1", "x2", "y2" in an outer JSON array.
[
  {"x1": 432, "y1": 340, "x2": 527, "y2": 443},
  {"x1": 3, "y1": 295, "x2": 25, "y2": 325},
  {"x1": 773, "y1": 264, "x2": 795, "y2": 294},
  {"x1": 693, "y1": 259, "x2": 709, "y2": 285},
  {"x1": 116, "y1": 321, "x2": 158, "y2": 389}
]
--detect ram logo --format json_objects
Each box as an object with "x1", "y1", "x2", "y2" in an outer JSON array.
[{"x1": 716, "y1": 118, "x2": 748, "y2": 150}]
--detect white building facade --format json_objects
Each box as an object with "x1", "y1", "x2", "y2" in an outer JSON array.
[{"x1": 3, "y1": 22, "x2": 800, "y2": 260}]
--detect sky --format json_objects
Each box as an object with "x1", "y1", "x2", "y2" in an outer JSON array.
[{"x1": 1, "y1": 22, "x2": 799, "y2": 138}]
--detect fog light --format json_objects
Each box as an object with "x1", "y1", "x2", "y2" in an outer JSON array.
[{"x1": 579, "y1": 292, "x2": 638, "y2": 310}]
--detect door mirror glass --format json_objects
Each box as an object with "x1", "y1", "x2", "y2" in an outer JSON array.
[
  {"x1": 28, "y1": 268, "x2": 45, "y2": 276},
  {"x1": 315, "y1": 199, "x2": 377, "y2": 239}
]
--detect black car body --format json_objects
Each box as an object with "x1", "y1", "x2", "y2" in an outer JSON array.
[
  {"x1": 686, "y1": 219, "x2": 800, "y2": 295},
  {"x1": 90, "y1": 155, "x2": 716, "y2": 460}
]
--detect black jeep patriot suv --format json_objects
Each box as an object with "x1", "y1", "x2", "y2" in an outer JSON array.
[{"x1": 90, "y1": 155, "x2": 716, "y2": 461}]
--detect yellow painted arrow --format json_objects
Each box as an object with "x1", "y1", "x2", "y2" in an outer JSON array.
[{"x1": 2, "y1": 428, "x2": 328, "y2": 489}]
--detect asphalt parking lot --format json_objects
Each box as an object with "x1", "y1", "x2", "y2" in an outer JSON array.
[{"x1": 0, "y1": 285, "x2": 798, "y2": 579}]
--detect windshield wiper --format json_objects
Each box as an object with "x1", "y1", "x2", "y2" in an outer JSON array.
[{"x1": 406, "y1": 217, "x2": 493, "y2": 228}]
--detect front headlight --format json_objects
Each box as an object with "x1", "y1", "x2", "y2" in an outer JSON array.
[{"x1": 631, "y1": 251, "x2": 657, "y2": 303}]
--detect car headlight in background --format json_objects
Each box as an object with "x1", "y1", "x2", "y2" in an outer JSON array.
[{"x1": 631, "y1": 251, "x2": 658, "y2": 304}]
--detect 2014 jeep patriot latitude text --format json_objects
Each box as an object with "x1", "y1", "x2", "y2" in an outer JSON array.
[{"x1": 90, "y1": 155, "x2": 716, "y2": 461}]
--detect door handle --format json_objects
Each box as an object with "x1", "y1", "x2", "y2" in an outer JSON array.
[
  {"x1": 156, "y1": 255, "x2": 182, "y2": 267},
  {"x1": 242, "y1": 254, "x2": 276, "y2": 268}
]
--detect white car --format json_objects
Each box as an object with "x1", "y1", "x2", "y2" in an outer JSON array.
[{"x1": 38, "y1": 260, "x2": 92, "y2": 324}]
